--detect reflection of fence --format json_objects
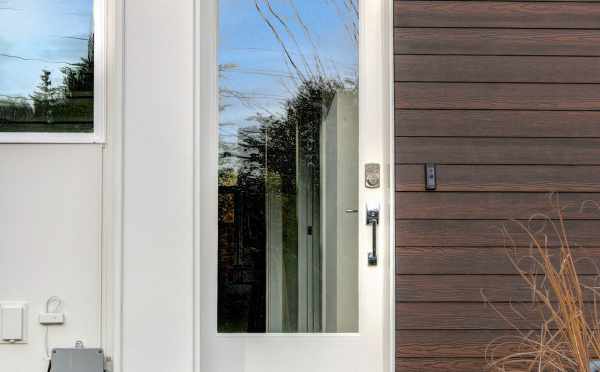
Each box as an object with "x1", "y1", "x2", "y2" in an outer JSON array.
[
  {"x1": 0, "y1": 121, "x2": 94, "y2": 132},
  {"x1": 218, "y1": 185, "x2": 266, "y2": 282},
  {"x1": 218, "y1": 185, "x2": 267, "y2": 332},
  {"x1": 1, "y1": 30, "x2": 94, "y2": 134},
  {"x1": 0, "y1": 93, "x2": 94, "y2": 133}
]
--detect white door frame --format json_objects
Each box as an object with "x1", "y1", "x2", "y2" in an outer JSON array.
[
  {"x1": 195, "y1": 0, "x2": 395, "y2": 372},
  {"x1": 101, "y1": 0, "x2": 395, "y2": 370}
]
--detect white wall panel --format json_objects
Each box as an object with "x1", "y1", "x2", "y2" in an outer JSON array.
[
  {"x1": 122, "y1": 0, "x2": 195, "y2": 370},
  {"x1": 0, "y1": 144, "x2": 102, "y2": 372}
]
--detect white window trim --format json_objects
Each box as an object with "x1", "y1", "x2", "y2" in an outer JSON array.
[{"x1": 0, "y1": 0, "x2": 107, "y2": 144}]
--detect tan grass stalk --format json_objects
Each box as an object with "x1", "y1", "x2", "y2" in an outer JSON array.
[{"x1": 487, "y1": 195, "x2": 600, "y2": 372}]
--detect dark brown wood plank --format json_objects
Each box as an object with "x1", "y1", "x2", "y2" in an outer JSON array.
[
  {"x1": 396, "y1": 330, "x2": 530, "y2": 357},
  {"x1": 395, "y1": 2, "x2": 600, "y2": 29},
  {"x1": 395, "y1": 220, "x2": 600, "y2": 246},
  {"x1": 396, "y1": 358, "x2": 489, "y2": 372},
  {"x1": 395, "y1": 56, "x2": 600, "y2": 83},
  {"x1": 396, "y1": 275, "x2": 600, "y2": 302},
  {"x1": 395, "y1": 165, "x2": 600, "y2": 192},
  {"x1": 396, "y1": 303, "x2": 598, "y2": 329},
  {"x1": 394, "y1": 28, "x2": 600, "y2": 55},
  {"x1": 395, "y1": 110, "x2": 600, "y2": 137},
  {"x1": 395, "y1": 83, "x2": 600, "y2": 110},
  {"x1": 396, "y1": 247, "x2": 600, "y2": 274},
  {"x1": 395, "y1": 192, "x2": 600, "y2": 219},
  {"x1": 395, "y1": 138, "x2": 600, "y2": 165}
]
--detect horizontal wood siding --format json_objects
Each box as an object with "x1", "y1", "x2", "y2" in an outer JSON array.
[
  {"x1": 396, "y1": 165, "x2": 600, "y2": 192},
  {"x1": 396, "y1": 247, "x2": 600, "y2": 274},
  {"x1": 395, "y1": 2, "x2": 600, "y2": 28},
  {"x1": 395, "y1": 29, "x2": 600, "y2": 55},
  {"x1": 395, "y1": 111, "x2": 600, "y2": 137},
  {"x1": 396, "y1": 303, "x2": 600, "y2": 330},
  {"x1": 396, "y1": 138, "x2": 600, "y2": 164},
  {"x1": 394, "y1": 1, "x2": 600, "y2": 370},
  {"x1": 396, "y1": 220, "x2": 600, "y2": 246},
  {"x1": 396, "y1": 330, "x2": 522, "y2": 357},
  {"x1": 395, "y1": 192, "x2": 600, "y2": 219},
  {"x1": 395, "y1": 83, "x2": 600, "y2": 109},
  {"x1": 397, "y1": 275, "x2": 600, "y2": 301},
  {"x1": 395, "y1": 56, "x2": 600, "y2": 83},
  {"x1": 396, "y1": 358, "x2": 489, "y2": 372}
]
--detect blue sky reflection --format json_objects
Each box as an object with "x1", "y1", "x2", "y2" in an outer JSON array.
[
  {"x1": 0, "y1": 0, "x2": 93, "y2": 98},
  {"x1": 219, "y1": 0, "x2": 358, "y2": 146}
]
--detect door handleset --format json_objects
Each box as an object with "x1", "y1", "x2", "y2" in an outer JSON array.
[{"x1": 366, "y1": 205, "x2": 379, "y2": 266}]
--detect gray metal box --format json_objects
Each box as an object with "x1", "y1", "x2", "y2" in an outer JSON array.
[{"x1": 51, "y1": 348, "x2": 104, "y2": 372}]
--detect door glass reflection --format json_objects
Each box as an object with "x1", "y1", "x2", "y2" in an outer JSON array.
[{"x1": 218, "y1": 0, "x2": 359, "y2": 333}]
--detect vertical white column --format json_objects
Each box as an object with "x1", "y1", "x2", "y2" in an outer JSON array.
[{"x1": 122, "y1": 0, "x2": 195, "y2": 370}]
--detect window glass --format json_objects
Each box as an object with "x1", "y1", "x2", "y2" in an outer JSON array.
[
  {"x1": 218, "y1": 0, "x2": 359, "y2": 333},
  {"x1": 0, "y1": 0, "x2": 94, "y2": 133}
]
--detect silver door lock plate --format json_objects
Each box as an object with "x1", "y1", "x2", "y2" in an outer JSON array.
[
  {"x1": 51, "y1": 348, "x2": 105, "y2": 372},
  {"x1": 365, "y1": 163, "x2": 380, "y2": 189}
]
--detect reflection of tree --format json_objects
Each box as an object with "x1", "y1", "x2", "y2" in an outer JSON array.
[
  {"x1": 236, "y1": 77, "x2": 343, "y2": 192},
  {"x1": 0, "y1": 34, "x2": 94, "y2": 132},
  {"x1": 61, "y1": 35, "x2": 94, "y2": 97},
  {"x1": 217, "y1": 0, "x2": 358, "y2": 332},
  {"x1": 218, "y1": 0, "x2": 358, "y2": 114},
  {"x1": 252, "y1": 0, "x2": 358, "y2": 84},
  {"x1": 30, "y1": 70, "x2": 58, "y2": 119},
  {"x1": 219, "y1": 0, "x2": 359, "y2": 185}
]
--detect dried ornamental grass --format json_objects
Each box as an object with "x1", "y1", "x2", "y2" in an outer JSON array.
[{"x1": 486, "y1": 197, "x2": 600, "y2": 372}]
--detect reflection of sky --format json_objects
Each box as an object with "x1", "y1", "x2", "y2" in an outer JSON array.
[
  {"x1": 219, "y1": 0, "x2": 358, "y2": 143},
  {"x1": 0, "y1": 0, "x2": 93, "y2": 98}
]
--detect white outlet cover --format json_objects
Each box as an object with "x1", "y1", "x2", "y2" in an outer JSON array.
[{"x1": 0, "y1": 302, "x2": 28, "y2": 344}]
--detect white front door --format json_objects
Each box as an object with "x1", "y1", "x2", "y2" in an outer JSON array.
[{"x1": 197, "y1": 0, "x2": 393, "y2": 371}]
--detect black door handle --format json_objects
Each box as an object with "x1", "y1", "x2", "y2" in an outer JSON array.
[{"x1": 366, "y1": 207, "x2": 379, "y2": 266}]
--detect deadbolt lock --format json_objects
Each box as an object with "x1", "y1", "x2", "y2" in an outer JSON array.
[{"x1": 365, "y1": 163, "x2": 381, "y2": 189}]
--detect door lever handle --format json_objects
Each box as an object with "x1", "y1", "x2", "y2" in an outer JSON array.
[
  {"x1": 345, "y1": 209, "x2": 359, "y2": 213},
  {"x1": 366, "y1": 206, "x2": 379, "y2": 266}
]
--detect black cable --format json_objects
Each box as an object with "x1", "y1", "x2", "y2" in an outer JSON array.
[{"x1": 46, "y1": 360, "x2": 51, "y2": 372}]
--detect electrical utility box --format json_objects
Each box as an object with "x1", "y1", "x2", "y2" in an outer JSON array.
[{"x1": 50, "y1": 348, "x2": 104, "y2": 372}]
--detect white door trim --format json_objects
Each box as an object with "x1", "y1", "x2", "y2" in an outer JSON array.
[
  {"x1": 382, "y1": 0, "x2": 396, "y2": 368},
  {"x1": 100, "y1": 0, "x2": 125, "y2": 370},
  {"x1": 194, "y1": 0, "x2": 396, "y2": 371},
  {"x1": 194, "y1": 0, "x2": 218, "y2": 370}
]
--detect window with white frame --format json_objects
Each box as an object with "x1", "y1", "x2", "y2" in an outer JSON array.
[{"x1": 0, "y1": 0, "x2": 103, "y2": 142}]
